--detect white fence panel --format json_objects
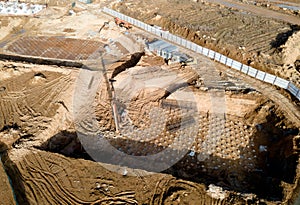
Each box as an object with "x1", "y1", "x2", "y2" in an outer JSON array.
[
  {"x1": 274, "y1": 77, "x2": 289, "y2": 89},
  {"x1": 127, "y1": 17, "x2": 133, "y2": 24},
  {"x1": 137, "y1": 20, "x2": 141, "y2": 27},
  {"x1": 296, "y1": 91, "x2": 300, "y2": 101},
  {"x1": 141, "y1": 22, "x2": 146, "y2": 30},
  {"x1": 145, "y1": 24, "x2": 150, "y2": 32},
  {"x1": 138, "y1": 21, "x2": 143, "y2": 28},
  {"x1": 134, "y1": 19, "x2": 139, "y2": 26},
  {"x1": 181, "y1": 39, "x2": 187, "y2": 47},
  {"x1": 175, "y1": 36, "x2": 181, "y2": 45},
  {"x1": 130, "y1": 17, "x2": 135, "y2": 23},
  {"x1": 220, "y1": 55, "x2": 227, "y2": 64},
  {"x1": 196, "y1": 45, "x2": 203, "y2": 53},
  {"x1": 173, "y1": 35, "x2": 178, "y2": 42},
  {"x1": 231, "y1": 60, "x2": 242, "y2": 71},
  {"x1": 208, "y1": 50, "x2": 215, "y2": 59},
  {"x1": 202, "y1": 47, "x2": 209, "y2": 56},
  {"x1": 248, "y1": 67, "x2": 257, "y2": 77},
  {"x1": 264, "y1": 73, "x2": 276, "y2": 84},
  {"x1": 287, "y1": 83, "x2": 299, "y2": 96},
  {"x1": 151, "y1": 27, "x2": 156, "y2": 34},
  {"x1": 241, "y1": 64, "x2": 249, "y2": 74},
  {"x1": 191, "y1": 43, "x2": 197, "y2": 52},
  {"x1": 214, "y1": 53, "x2": 221, "y2": 61},
  {"x1": 155, "y1": 29, "x2": 160, "y2": 36},
  {"x1": 163, "y1": 32, "x2": 169, "y2": 39},
  {"x1": 167, "y1": 34, "x2": 172, "y2": 42},
  {"x1": 172, "y1": 35, "x2": 177, "y2": 42},
  {"x1": 136, "y1": 20, "x2": 141, "y2": 28},
  {"x1": 186, "y1": 41, "x2": 192, "y2": 50},
  {"x1": 256, "y1": 71, "x2": 266, "y2": 81},
  {"x1": 131, "y1": 18, "x2": 136, "y2": 25},
  {"x1": 225, "y1": 58, "x2": 233, "y2": 67}
]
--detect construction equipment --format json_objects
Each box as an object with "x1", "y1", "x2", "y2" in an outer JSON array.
[
  {"x1": 114, "y1": 17, "x2": 132, "y2": 29},
  {"x1": 98, "y1": 21, "x2": 109, "y2": 33}
]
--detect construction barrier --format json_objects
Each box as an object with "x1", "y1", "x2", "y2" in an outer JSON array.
[{"x1": 103, "y1": 7, "x2": 300, "y2": 101}]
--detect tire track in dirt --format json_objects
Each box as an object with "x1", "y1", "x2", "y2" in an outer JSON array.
[
  {"x1": 115, "y1": 0, "x2": 297, "y2": 83},
  {"x1": 4, "y1": 148, "x2": 255, "y2": 205},
  {"x1": 0, "y1": 70, "x2": 72, "y2": 133}
]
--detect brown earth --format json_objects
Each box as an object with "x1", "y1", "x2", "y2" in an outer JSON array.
[
  {"x1": 3, "y1": 148, "x2": 257, "y2": 205},
  {"x1": 0, "y1": 52, "x2": 299, "y2": 204},
  {"x1": 0, "y1": 2, "x2": 299, "y2": 205},
  {"x1": 113, "y1": 0, "x2": 300, "y2": 87}
]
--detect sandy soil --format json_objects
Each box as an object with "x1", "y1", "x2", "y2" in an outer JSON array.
[
  {"x1": 0, "y1": 1, "x2": 299, "y2": 204},
  {"x1": 114, "y1": 0, "x2": 300, "y2": 87}
]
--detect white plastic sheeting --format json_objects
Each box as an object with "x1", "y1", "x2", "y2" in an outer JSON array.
[
  {"x1": 103, "y1": 7, "x2": 300, "y2": 101},
  {"x1": 0, "y1": 1, "x2": 45, "y2": 15}
]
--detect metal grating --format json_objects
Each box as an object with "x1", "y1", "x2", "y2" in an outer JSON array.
[{"x1": 6, "y1": 36, "x2": 105, "y2": 61}]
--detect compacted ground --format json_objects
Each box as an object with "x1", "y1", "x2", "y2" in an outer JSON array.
[{"x1": 0, "y1": 0, "x2": 299, "y2": 204}]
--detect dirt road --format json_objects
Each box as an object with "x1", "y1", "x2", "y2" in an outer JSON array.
[{"x1": 205, "y1": 0, "x2": 300, "y2": 25}]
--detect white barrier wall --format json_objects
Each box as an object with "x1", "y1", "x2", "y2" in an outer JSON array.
[{"x1": 103, "y1": 7, "x2": 300, "y2": 101}]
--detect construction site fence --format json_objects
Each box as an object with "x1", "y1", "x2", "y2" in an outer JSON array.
[{"x1": 103, "y1": 7, "x2": 300, "y2": 101}]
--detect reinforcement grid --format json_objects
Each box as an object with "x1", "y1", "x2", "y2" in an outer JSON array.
[{"x1": 6, "y1": 36, "x2": 105, "y2": 61}]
